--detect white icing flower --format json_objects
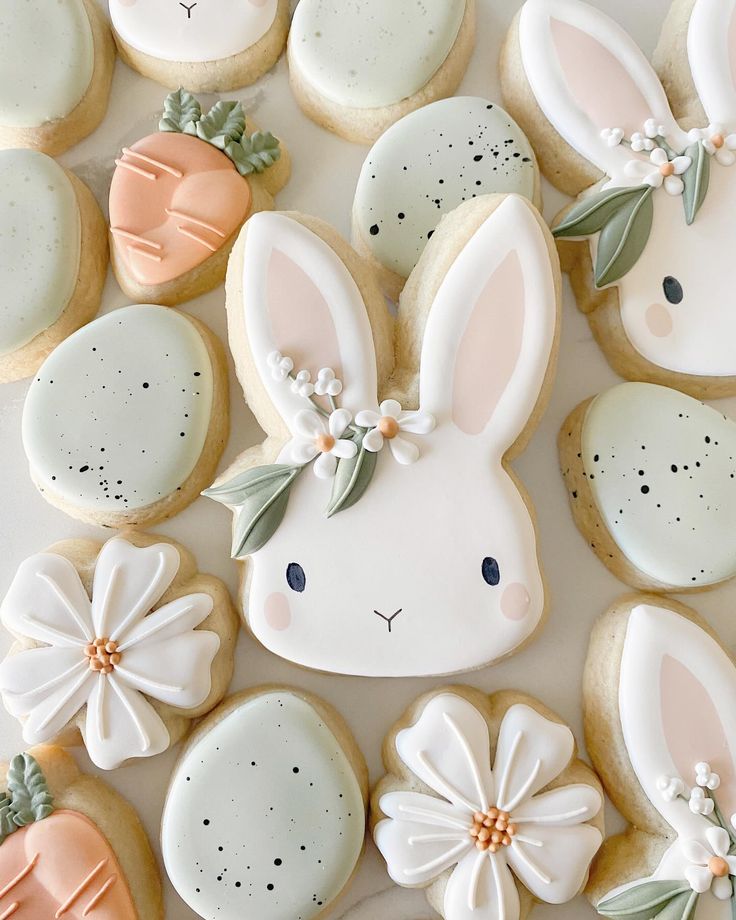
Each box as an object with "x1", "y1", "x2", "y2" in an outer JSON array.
[
  {"x1": 291, "y1": 408, "x2": 357, "y2": 478},
  {"x1": 267, "y1": 350, "x2": 293, "y2": 381},
  {"x1": 314, "y1": 367, "x2": 343, "y2": 397},
  {"x1": 689, "y1": 124, "x2": 736, "y2": 166},
  {"x1": 644, "y1": 118, "x2": 665, "y2": 139},
  {"x1": 374, "y1": 695, "x2": 602, "y2": 920},
  {"x1": 290, "y1": 369, "x2": 315, "y2": 398},
  {"x1": 624, "y1": 148, "x2": 692, "y2": 196},
  {"x1": 656, "y1": 775, "x2": 686, "y2": 802},
  {"x1": 600, "y1": 127, "x2": 624, "y2": 147},
  {"x1": 355, "y1": 400, "x2": 435, "y2": 465},
  {"x1": 695, "y1": 762, "x2": 721, "y2": 790},
  {"x1": 683, "y1": 827, "x2": 736, "y2": 899},
  {"x1": 631, "y1": 132, "x2": 655, "y2": 152},
  {"x1": 0, "y1": 538, "x2": 218, "y2": 771},
  {"x1": 689, "y1": 786, "x2": 715, "y2": 816}
]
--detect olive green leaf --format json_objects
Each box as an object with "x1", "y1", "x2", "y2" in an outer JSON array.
[
  {"x1": 681, "y1": 140, "x2": 710, "y2": 225},
  {"x1": 594, "y1": 185, "x2": 654, "y2": 287},
  {"x1": 159, "y1": 88, "x2": 202, "y2": 134},
  {"x1": 598, "y1": 880, "x2": 697, "y2": 920},
  {"x1": 0, "y1": 793, "x2": 15, "y2": 845},
  {"x1": 7, "y1": 753, "x2": 54, "y2": 827},
  {"x1": 196, "y1": 100, "x2": 246, "y2": 149},
  {"x1": 553, "y1": 185, "x2": 650, "y2": 238},
  {"x1": 326, "y1": 435, "x2": 377, "y2": 518},
  {"x1": 226, "y1": 132, "x2": 281, "y2": 176}
]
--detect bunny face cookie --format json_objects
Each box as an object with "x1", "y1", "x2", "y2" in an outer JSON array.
[
  {"x1": 585, "y1": 597, "x2": 736, "y2": 920},
  {"x1": 206, "y1": 195, "x2": 560, "y2": 677},
  {"x1": 502, "y1": 0, "x2": 736, "y2": 398}
]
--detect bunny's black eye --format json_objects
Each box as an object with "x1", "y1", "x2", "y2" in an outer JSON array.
[
  {"x1": 662, "y1": 276, "x2": 683, "y2": 304},
  {"x1": 286, "y1": 562, "x2": 306, "y2": 593},
  {"x1": 481, "y1": 557, "x2": 500, "y2": 586}
]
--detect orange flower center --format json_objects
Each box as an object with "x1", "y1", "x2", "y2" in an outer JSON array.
[
  {"x1": 469, "y1": 808, "x2": 517, "y2": 853},
  {"x1": 315, "y1": 433, "x2": 335, "y2": 453},
  {"x1": 84, "y1": 638, "x2": 121, "y2": 675},
  {"x1": 378, "y1": 416, "x2": 400, "y2": 439},
  {"x1": 660, "y1": 162, "x2": 675, "y2": 177},
  {"x1": 712, "y1": 133, "x2": 725, "y2": 149},
  {"x1": 709, "y1": 856, "x2": 730, "y2": 878}
]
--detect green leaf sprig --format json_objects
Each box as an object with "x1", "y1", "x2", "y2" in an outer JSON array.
[
  {"x1": 0, "y1": 753, "x2": 54, "y2": 846},
  {"x1": 598, "y1": 879, "x2": 697, "y2": 920}
]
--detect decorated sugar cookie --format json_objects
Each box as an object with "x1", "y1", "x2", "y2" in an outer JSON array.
[
  {"x1": 0, "y1": 149, "x2": 107, "y2": 384},
  {"x1": 584, "y1": 596, "x2": 736, "y2": 920},
  {"x1": 502, "y1": 0, "x2": 736, "y2": 398},
  {"x1": 0, "y1": 746, "x2": 162, "y2": 918},
  {"x1": 352, "y1": 97, "x2": 539, "y2": 300},
  {"x1": 0, "y1": 533, "x2": 237, "y2": 770},
  {"x1": 109, "y1": 0, "x2": 289, "y2": 92},
  {"x1": 287, "y1": 0, "x2": 476, "y2": 143},
  {"x1": 0, "y1": 0, "x2": 114, "y2": 156},
  {"x1": 22, "y1": 304, "x2": 228, "y2": 528},
  {"x1": 162, "y1": 686, "x2": 367, "y2": 920},
  {"x1": 109, "y1": 89, "x2": 289, "y2": 306},
  {"x1": 205, "y1": 195, "x2": 560, "y2": 677},
  {"x1": 372, "y1": 687, "x2": 603, "y2": 920},
  {"x1": 560, "y1": 382, "x2": 736, "y2": 593}
]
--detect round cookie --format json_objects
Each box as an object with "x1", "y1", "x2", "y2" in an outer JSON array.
[
  {"x1": 109, "y1": 0, "x2": 290, "y2": 93},
  {"x1": 0, "y1": 0, "x2": 115, "y2": 156},
  {"x1": 109, "y1": 90, "x2": 289, "y2": 306},
  {"x1": 0, "y1": 149, "x2": 108, "y2": 383},
  {"x1": 352, "y1": 97, "x2": 539, "y2": 300},
  {"x1": 287, "y1": 0, "x2": 476, "y2": 144},
  {"x1": 22, "y1": 304, "x2": 228, "y2": 528},
  {"x1": 0, "y1": 532, "x2": 238, "y2": 770},
  {"x1": 161, "y1": 686, "x2": 367, "y2": 920}
]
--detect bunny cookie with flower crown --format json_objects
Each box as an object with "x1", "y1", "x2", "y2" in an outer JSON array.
[
  {"x1": 205, "y1": 194, "x2": 560, "y2": 677},
  {"x1": 585, "y1": 596, "x2": 736, "y2": 919},
  {"x1": 502, "y1": 0, "x2": 736, "y2": 398}
]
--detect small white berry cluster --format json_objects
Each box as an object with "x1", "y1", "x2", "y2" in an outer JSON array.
[{"x1": 657, "y1": 762, "x2": 730, "y2": 819}]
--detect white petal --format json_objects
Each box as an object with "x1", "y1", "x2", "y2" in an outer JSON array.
[
  {"x1": 19, "y1": 663, "x2": 94, "y2": 744},
  {"x1": 685, "y1": 864, "x2": 713, "y2": 893},
  {"x1": 645, "y1": 172, "x2": 664, "y2": 188},
  {"x1": 688, "y1": 128, "x2": 704, "y2": 142},
  {"x1": 93, "y1": 538, "x2": 180, "y2": 643},
  {"x1": 314, "y1": 451, "x2": 337, "y2": 479},
  {"x1": 511, "y1": 784, "x2": 602, "y2": 826},
  {"x1": 380, "y1": 791, "x2": 474, "y2": 831},
  {"x1": 380, "y1": 399, "x2": 402, "y2": 420},
  {"x1": 493, "y1": 704, "x2": 574, "y2": 813},
  {"x1": 331, "y1": 438, "x2": 358, "y2": 460},
  {"x1": 398, "y1": 411, "x2": 436, "y2": 435},
  {"x1": 443, "y1": 850, "x2": 519, "y2": 920},
  {"x1": 389, "y1": 436, "x2": 420, "y2": 465},
  {"x1": 328, "y1": 408, "x2": 352, "y2": 439},
  {"x1": 355, "y1": 409, "x2": 380, "y2": 428},
  {"x1": 727, "y1": 856, "x2": 736, "y2": 875},
  {"x1": 117, "y1": 593, "x2": 213, "y2": 650},
  {"x1": 725, "y1": 134, "x2": 736, "y2": 150},
  {"x1": 1, "y1": 553, "x2": 93, "y2": 647},
  {"x1": 706, "y1": 825, "x2": 731, "y2": 857},
  {"x1": 704, "y1": 139, "x2": 717, "y2": 155},
  {"x1": 507, "y1": 822, "x2": 602, "y2": 904},
  {"x1": 713, "y1": 876, "x2": 733, "y2": 900},
  {"x1": 83, "y1": 674, "x2": 169, "y2": 770},
  {"x1": 651, "y1": 147, "x2": 668, "y2": 165},
  {"x1": 291, "y1": 439, "x2": 319, "y2": 465},
  {"x1": 672, "y1": 156, "x2": 692, "y2": 175},
  {"x1": 374, "y1": 813, "x2": 472, "y2": 887},
  {"x1": 682, "y1": 838, "x2": 712, "y2": 865},
  {"x1": 0, "y1": 646, "x2": 88, "y2": 721},
  {"x1": 294, "y1": 409, "x2": 325, "y2": 439},
  {"x1": 717, "y1": 148, "x2": 736, "y2": 166},
  {"x1": 362, "y1": 427, "x2": 384, "y2": 452},
  {"x1": 664, "y1": 175, "x2": 685, "y2": 195},
  {"x1": 624, "y1": 159, "x2": 652, "y2": 179}
]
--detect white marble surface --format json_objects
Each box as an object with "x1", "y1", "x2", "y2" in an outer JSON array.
[{"x1": 2, "y1": 1, "x2": 733, "y2": 918}]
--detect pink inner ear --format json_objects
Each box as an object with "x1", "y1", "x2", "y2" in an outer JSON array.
[
  {"x1": 661, "y1": 654, "x2": 736, "y2": 819},
  {"x1": 551, "y1": 18, "x2": 652, "y2": 137},
  {"x1": 266, "y1": 249, "x2": 342, "y2": 381},
  {"x1": 451, "y1": 250, "x2": 524, "y2": 436}
]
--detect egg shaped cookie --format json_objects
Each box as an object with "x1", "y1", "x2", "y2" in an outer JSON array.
[
  {"x1": 109, "y1": 0, "x2": 289, "y2": 92},
  {"x1": 162, "y1": 686, "x2": 367, "y2": 920},
  {"x1": 560, "y1": 381, "x2": 736, "y2": 592},
  {"x1": 0, "y1": 0, "x2": 114, "y2": 155},
  {"x1": 0, "y1": 149, "x2": 107, "y2": 383},
  {"x1": 288, "y1": 0, "x2": 476, "y2": 143},
  {"x1": 352, "y1": 97, "x2": 539, "y2": 300},
  {"x1": 21, "y1": 304, "x2": 228, "y2": 528}
]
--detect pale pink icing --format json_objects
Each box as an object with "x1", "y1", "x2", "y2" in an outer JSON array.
[
  {"x1": 645, "y1": 303, "x2": 673, "y2": 338},
  {"x1": 264, "y1": 591, "x2": 291, "y2": 630},
  {"x1": 109, "y1": 132, "x2": 251, "y2": 286},
  {"x1": 500, "y1": 582, "x2": 531, "y2": 620}
]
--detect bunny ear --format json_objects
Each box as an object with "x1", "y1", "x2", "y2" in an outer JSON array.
[
  {"x1": 618, "y1": 603, "x2": 736, "y2": 839},
  {"x1": 418, "y1": 196, "x2": 557, "y2": 454},
  {"x1": 687, "y1": 0, "x2": 736, "y2": 128},
  {"x1": 518, "y1": 0, "x2": 688, "y2": 179},
  {"x1": 241, "y1": 212, "x2": 379, "y2": 431}
]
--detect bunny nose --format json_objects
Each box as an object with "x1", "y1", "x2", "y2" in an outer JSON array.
[{"x1": 374, "y1": 608, "x2": 402, "y2": 633}]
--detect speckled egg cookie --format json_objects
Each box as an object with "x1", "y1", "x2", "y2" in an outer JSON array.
[
  {"x1": 0, "y1": 149, "x2": 108, "y2": 383},
  {"x1": 161, "y1": 686, "x2": 368, "y2": 920},
  {"x1": 560, "y1": 381, "x2": 736, "y2": 592},
  {"x1": 352, "y1": 97, "x2": 539, "y2": 300},
  {"x1": 21, "y1": 304, "x2": 228, "y2": 528},
  {"x1": 287, "y1": 0, "x2": 476, "y2": 143}
]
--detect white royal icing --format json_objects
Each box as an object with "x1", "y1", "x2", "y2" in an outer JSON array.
[
  {"x1": 0, "y1": 0, "x2": 94, "y2": 129},
  {"x1": 223, "y1": 199, "x2": 557, "y2": 677},
  {"x1": 0, "y1": 536, "x2": 218, "y2": 770},
  {"x1": 0, "y1": 150, "x2": 81, "y2": 358},
  {"x1": 373, "y1": 693, "x2": 602, "y2": 920},
  {"x1": 580, "y1": 382, "x2": 736, "y2": 588},
  {"x1": 109, "y1": 0, "x2": 278, "y2": 64},
  {"x1": 289, "y1": 0, "x2": 466, "y2": 109},
  {"x1": 161, "y1": 690, "x2": 366, "y2": 920},
  {"x1": 354, "y1": 97, "x2": 537, "y2": 280},
  {"x1": 22, "y1": 304, "x2": 214, "y2": 514}
]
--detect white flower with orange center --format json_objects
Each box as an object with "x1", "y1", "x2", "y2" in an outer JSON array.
[
  {"x1": 683, "y1": 827, "x2": 736, "y2": 899},
  {"x1": 625, "y1": 147, "x2": 692, "y2": 195},
  {"x1": 690, "y1": 124, "x2": 736, "y2": 166},
  {"x1": 290, "y1": 408, "x2": 357, "y2": 478},
  {"x1": 356, "y1": 400, "x2": 435, "y2": 465}
]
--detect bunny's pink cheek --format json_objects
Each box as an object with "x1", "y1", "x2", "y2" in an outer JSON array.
[
  {"x1": 500, "y1": 583, "x2": 530, "y2": 621},
  {"x1": 264, "y1": 592, "x2": 292, "y2": 631},
  {"x1": 646, "y1": 303, "x2": 673, "y2": 338}
]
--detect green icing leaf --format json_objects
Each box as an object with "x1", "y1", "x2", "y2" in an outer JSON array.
[
  {"x1": 326, "y1": 435, "x2": 377, "y2": 518},
  {"x1": 682, "y1": 140, "x2": 710, "y2": 225},
  {"x1": 595, "y1": 185, "x2": 654, "y2": 287},
  {"x1": 226, "y1": 132, "x2": 281, "y2": 176},
  {"x1": 0, "y1": 794, "x2": 15, "y2": 845},
  {"x1": 598, "y1": 880, "x2": 696, "y2": 920},
  {"x1": 196, "y1": 100, "x2": 246, "y2": 148},
  {"x1": 159, "y1": 88, "x2": 201, "y2": 134},
  {"x1": 7, "y1": 753, "x2": 54, "y2": 828},
  {"x1": 553, "y1": 186, "x2": 649, "y2": 238}
]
